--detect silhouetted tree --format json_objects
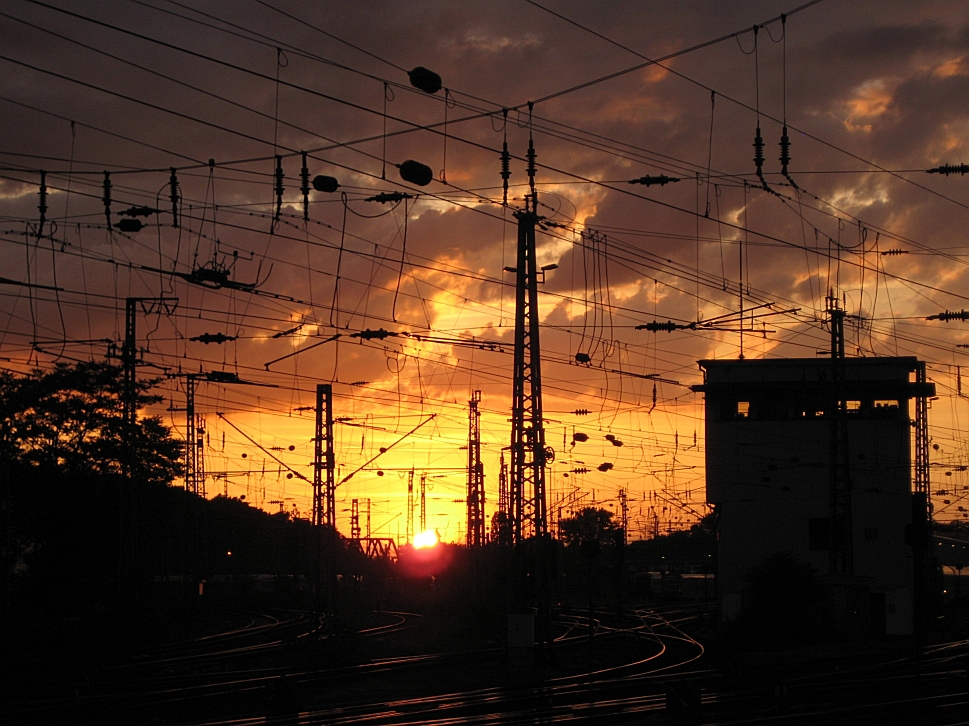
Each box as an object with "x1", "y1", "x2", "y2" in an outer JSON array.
[
  {"x1": 0, "y1": 361, "x2": 181, "y2": 484},
  {"x1": 558, "y1": 507, "x2": 617, "y2": 546}
]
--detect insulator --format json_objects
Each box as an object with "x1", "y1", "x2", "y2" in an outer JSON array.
[
  {"x1": 572, "y1": 467, "x2": 589, "y2": 474},
  {"x1": 274, "y1": 155, "x2": 284, "y2": 220},
  {"x1": 312, "y1": 175, "x2": 340, "y2": 193},
  {"x1": 300, "y1": 151, "x2": 310, "y2": 222},
  {"x1": 169, "y1": 168, "x2": 179, "y2": 228},
  {"x1": 119, "y1": 206, "x2": 158, "y2": 217},
  {"x1": 352, "y1": 328, "x2": 395, "y2": 340},
  {"x1": 102, "y1": 171, "x2": 112, "y2": 228},
  {"x1": 880, "y1": 249, "x2": 908, "y2": 256},
  {"x1": 753, "y1": 127, "x2": 765, "y2": 170},
  {"x1": 779, "y1": 126, "x2": 791, "y2": 170},
  {"x1": 636, "y1": 320, "x2": 679, "y2": 332},
  {"x1": 927, "y1": 309, "x2": 969, "y2": 322},
  {"x1": 927, "y1": 163, "x2": 969, "y2": 176},
  {"x1": 526, "y1": 138, "x2": 537, "y2": 193},
  {"x1": 628, "y1": 174, "x2": 680, "y2": 187},
  {"x1": 408, "y1": 66, "x2": 442, "y2": 95},
  {"x1": 190, "y1": 332, "x2": 236, "y2": 344},
  {"x1": 114, "y1": 218, "x2": 144, "y2": 233},
  {"x1": 365, "y1": 191, "x2": 412, "y2": 204},
  {"x1": 398, "y1": 159, "x2": 433, "y2": 186},
  {"x1": 574, "y1": 352, "x2": 591, "y2": 364},
  {"x1": 500, "y1": 141, "x2": 511, "y2": 205},
  {"x1": 37, "y1": 170, "x2": 47, "y2": 236},
  {"x1": 572, "y1": 409, "x2": 590, "y2": 416}
]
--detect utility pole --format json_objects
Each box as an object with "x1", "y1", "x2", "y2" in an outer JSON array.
[
  {"x1": 351, "y1": 499, "x2": 361, "y2": 539},
  {"x1": 119, "y1": 296, "x2": 175, "y2": 596},
  {"x1": 507, "y1": 131, "x2": 552, "y2": 657},
  {"x1": 467, "y1": 390, "x2": 486, "y2": 547},
  {"x1": 619, "y1": 488, "x2": 628, "y2": 539},
  {"x1": 827, "y1": 292, "x2": 853, "y2": 576},
  {"x1": 184, "y1": 376, "x2": 206, "y2": 497},
  {"x1": 313, "y1": 384, "x2": 335, "y2": 528},
  {"x1": 913, "y1": 360, "x2": 932, "y2": 638},
  {"x1": 509, "y1": 157, "x2": 549, "y2": 543},
  {"x1": 420, "y1": 472, "x2": 427, "y2": 533},
  {"x1": 406, "y1": 469, "x2": 415, "y2": 545},
  {"x1": 493, "y1": 451, "x2": 512, "y2": 545}
]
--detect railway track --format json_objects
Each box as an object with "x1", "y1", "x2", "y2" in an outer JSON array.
[{"x1": 7, "y1": 601, "x2": 968, "y2": 725}]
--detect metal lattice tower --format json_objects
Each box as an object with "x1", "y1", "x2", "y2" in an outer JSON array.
[
  {"x1": 406, "y1": 469, "x2": 415, "y2": 545},
  {"x1": 619, "y1": 488, "x2": 628, "y2": 542},
  {"x1": 914, "y1": 361, "x2": 930, "y2": 506},
  {"x1": 509, "y1": 193, "x2": 549, "y2": 543},
  {"x1": 498, "y1": 452, "x2": 509, "y2": 517},
  {"x1": 184, "y1": 377, "x2": 206, "y2": 497},
  {"x1": 350, "y1": 499, "x2": 361, "y2": 539},
  {"x1": 467, "y1": 390, "x2": 486, "y2": 547},
  {"x1": 313, "y1": 384, "x2": 335, "y2": 528},
  {"x1": 420, "y1": 472, "x2": 427, "y2": 532},
  {"x1": 122, "y1": 299, "x2": 138, "y2": 466}
]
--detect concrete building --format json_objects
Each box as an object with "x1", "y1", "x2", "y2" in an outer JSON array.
[{"x1": 693, "y1": 356, "x2": 934, "y2": 637}]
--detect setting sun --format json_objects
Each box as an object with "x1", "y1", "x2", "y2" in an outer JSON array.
[{"x1": 413, "y1": 530, "x2": 439, "y2": 549}]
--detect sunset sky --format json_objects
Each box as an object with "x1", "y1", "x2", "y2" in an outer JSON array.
[{"x1": 2, "y1": 0, "x2": 969, "y2": 539}]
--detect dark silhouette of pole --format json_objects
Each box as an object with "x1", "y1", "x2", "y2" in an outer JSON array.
[
  {"x1": 826, "y1": 292, "x2": 853, "y2": 576},
  {"x1": 509, "y1": 195, "x2": 548, "y2": 543},
  {"x1": 507, "y1": 132, "x2": 552, "y2": 657},
  {"x1": 120, "y1": 296, "x2": 176, "y2": 595},
  {"x1": 467, "y1": 390, "x2": 485, "y2": 546},
  {"x1": 313, "y1": 384, "x2": 335, "y2": 528}
]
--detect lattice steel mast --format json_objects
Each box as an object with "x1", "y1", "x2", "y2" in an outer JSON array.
[
  {"x1": 183, "y1": 376, "x2": 206, "y2": 498},
  {"x1": 466, "y1": 390, "x2": 486, "y2": 546},
  {"x1": 509, "y1": 134, "x2": 549, "y2": 544},
  {"x1": 313, "y1": 384, "x2": 335, "y2": 527}
]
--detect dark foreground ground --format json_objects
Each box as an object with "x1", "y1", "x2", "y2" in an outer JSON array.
[{"x1": 3, "y1": 595, "x2": 968, "y2": 725}]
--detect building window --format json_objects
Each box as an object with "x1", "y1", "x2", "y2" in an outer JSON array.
[
  {"x1": 799, "y1": 405, "x2": 826, "y2": 419},
  {"x1": 809, "y1": 517, "x2": 831, "y2": 551},
  {"x1": 846, "y1": 400, "x2": 862, "y2": 415},
  {"x1": 736, "y1": 401, "x2": 749, "y2": 419}
]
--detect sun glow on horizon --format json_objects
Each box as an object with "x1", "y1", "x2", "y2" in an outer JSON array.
[{"x1": 413, "y1": 529, "x2": 439, "y2": 549}]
